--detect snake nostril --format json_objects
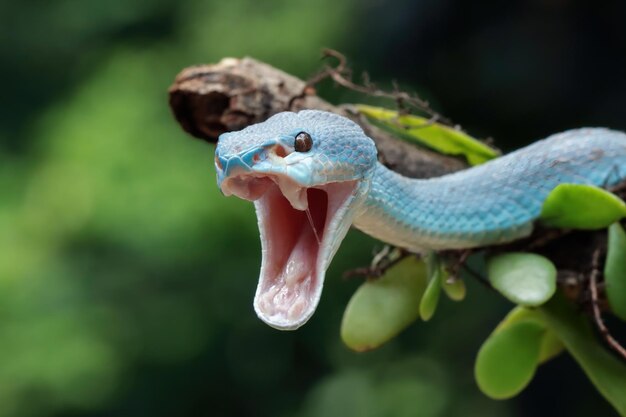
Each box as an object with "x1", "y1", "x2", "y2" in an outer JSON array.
[
  {"x1": 215, "y1": 155, "x2": 223, "y2": 170},
  {"x1": 274, "y1": 145, "x2": 288, "y2": 158},
  {"x1": 253, "y1": 153, "x2": 260, "y2": 163}
]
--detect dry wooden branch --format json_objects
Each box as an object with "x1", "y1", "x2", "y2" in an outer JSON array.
[{"x1": 168, "y1": 57, "x2": 466, "y2": 179}]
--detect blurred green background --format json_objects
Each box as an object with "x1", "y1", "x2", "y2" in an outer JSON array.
[{"x1": 1, "y1": 0, "x2": 625, "y2": 416}]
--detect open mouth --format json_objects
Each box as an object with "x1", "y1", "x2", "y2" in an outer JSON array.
[{"x1": 221, "y1": 174, "x2": 358, "y2": 329}]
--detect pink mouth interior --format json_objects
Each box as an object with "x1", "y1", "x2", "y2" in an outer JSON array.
[
  {"x1": 222, "y1": 173, "x2": 357, "y2": 329},
  {"x1": 255, "y1": 185, "x2": 328, "y2": 324}
]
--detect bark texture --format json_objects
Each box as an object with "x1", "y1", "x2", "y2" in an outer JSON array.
[{"x1": 168, "y1": 57, "x2": 466, "y2": 179}]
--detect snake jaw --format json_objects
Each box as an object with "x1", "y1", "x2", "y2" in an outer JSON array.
[
  {"x1": 219, "y1": 169, "x2": 369, "y2": 329},
  {"x1": 246, "y1": 178, "x2": 365, "y2": 330},
  {"x1": 214, "y1": 110, "x2": 379, "y2": 329}
]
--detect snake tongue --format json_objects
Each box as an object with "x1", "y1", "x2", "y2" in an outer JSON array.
[{"x1": 253, "y1": 180, "x2": 360, "y2": 330}]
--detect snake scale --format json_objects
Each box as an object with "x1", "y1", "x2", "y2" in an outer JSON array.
[{"x1": 214, "y1": 110, "x2": 626, "y2": 329}]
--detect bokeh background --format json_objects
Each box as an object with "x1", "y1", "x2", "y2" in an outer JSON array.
[{"x1": 2, "y1": 0, "x2": 625, "y2": 416}]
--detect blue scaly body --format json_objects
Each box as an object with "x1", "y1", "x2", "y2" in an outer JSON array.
[
  {"x1": 355, "y1": 128, "x2": 626, "y2": 251},
  {"x1": 215, "y1": 110, "x2": 626, "y2": 329}
]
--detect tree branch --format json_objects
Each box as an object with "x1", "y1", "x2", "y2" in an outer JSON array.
[{"x1": 168, "y1": 57, "x2": 466, "y2": 179}]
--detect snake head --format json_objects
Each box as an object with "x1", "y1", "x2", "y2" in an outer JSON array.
[{"x1": 215, "y1": 110, "x2": 377, "y2": 329}]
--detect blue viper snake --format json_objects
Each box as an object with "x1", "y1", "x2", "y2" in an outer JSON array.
[{"x1": 215, "y1": 110, "x2": 626, "y2": 330}]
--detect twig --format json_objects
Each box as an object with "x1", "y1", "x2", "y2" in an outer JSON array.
[
  {"x1": 305, "y1": 49, "x2": 455, "y2": 126},
  {"x1": 343, "y1": 246, "x2": 409, "y2": 280},
  {"x1": 460, "y1": 263, "x2": 495, "y2": 292},
  {"x1": 589, "y1": 249, "x2": 626, "y2": 361},
  {"x1": 526, "y1": 228, "x2": 571, "y2": 250},
  {"x1": 443, "y1": 249, "x2": 473, "y2": 283}
]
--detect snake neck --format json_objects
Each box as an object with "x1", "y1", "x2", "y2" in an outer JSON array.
[
  {"x1": 353, "y1": 128, "x2": 626, "y2": 252},
  {"x1": 352, "y1": 164, "x2": 423, "y2": 251},
  {"x1": 352, "y1": 162, "x2": 503, "y2": 252}
]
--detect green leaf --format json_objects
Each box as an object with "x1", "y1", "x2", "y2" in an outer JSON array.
[
  {"x1": 420, "y1": 253, "x2": 442, "y2": 321},
  {"x1": 538, "y1": 328, "x2": 565, "y2": 364},
  {"x1": 475, "y1": 320, "x2": 544, "y2": 399},
  {"x1": 341, "y1": 257, "x2": 428, "y2": 352},
  {"x1": 487, "y1": 252, "x2": 557, "y2": 306},
  {"x1": 494, "y1": 305, "x2": 543, "y2": 330},
  {"x1": 540, "y1": 184, "x2": 626, "y2": 230},
  {"x1": 494, "y1": 306, "x2": 563, "y2": 364},
  {"x1": 538, "y1": 295, "x2": 626, "y2": 416},
  {"x1": 441, "y1": 278, "x2": 466, "y2": 302},
  {"x1": 604, "y1": 222, "x2": 626, "y2": 321},
  {"x1": 419, "y1": 271, "x2": 441, "y2": 321},
  {"x1": 356, "y1": 104, "x2": 499, "y2": 165}
]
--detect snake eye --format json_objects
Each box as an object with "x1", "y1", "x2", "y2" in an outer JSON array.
[{"x1": 294, "y1": 132, "x2": 313, "y2": 152}]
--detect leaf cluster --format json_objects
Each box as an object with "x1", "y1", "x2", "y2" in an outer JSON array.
[{"x1": 341, "y1": 106, "x2": 626, "y2": 415}]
